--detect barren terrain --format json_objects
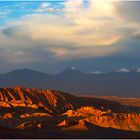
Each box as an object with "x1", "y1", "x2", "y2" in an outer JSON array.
[{"x1": 0, "y1": 87, "x2": 140, "y2": 138}]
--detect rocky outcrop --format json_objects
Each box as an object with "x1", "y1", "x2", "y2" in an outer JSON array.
[
  {"x1": 0, "y1": 86, "x2": 75, "y2": 114},
  {"x1": 0, "y1": 86, "x2": 122, "y2": 114},
  {"x1": 0, "y1": 86, "x2": 140, "y2": 134},
  {"x1": 62, "y1": 106, "x2": 140, "y2": 131}
]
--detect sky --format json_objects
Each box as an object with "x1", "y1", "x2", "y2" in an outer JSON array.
[{"x1": 0, "y1": 0, "x2": 140, "y2": 74}]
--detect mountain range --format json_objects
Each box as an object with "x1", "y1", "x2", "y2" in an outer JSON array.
[{"x1": 0, "y1": 68, "x2": 140, "y2": 97}]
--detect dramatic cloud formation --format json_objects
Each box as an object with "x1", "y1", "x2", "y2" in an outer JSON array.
[{"x1": 0, "y1": 0, "x2": 140, "y2": 72}]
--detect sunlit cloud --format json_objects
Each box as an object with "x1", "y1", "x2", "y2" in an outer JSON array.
[{"x1": 0, "y1": 0, "x2": 140, "y2": 67}]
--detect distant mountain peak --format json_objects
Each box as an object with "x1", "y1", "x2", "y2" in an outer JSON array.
[
  {"x1": 7, "y1": 68, "x2": 37, "y2": 73},
  {"x1": 5, "y1": 68, "x2": 47, "y2": 75},
  {"x1": 60, "y1": 67, "x2": 81, "y2": 74},
  {"x1": 116, "y1": 68, "x2": 130, "y2": 73},
  {"x1": 136, "y1": 68, "x2": 140, "y2": 73},
  {"x1": 90, "y1": 70, "x2": 103, "y2": 75},
  {"x1": 70, "y1": 66, "x2": 77, "y2": 71}
]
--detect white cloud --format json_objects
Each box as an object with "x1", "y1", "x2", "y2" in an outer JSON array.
[
  {"x1": 0, "y1": 0, "x2": 139, "y2": 64},
  {"x1": 36, "y1": 3, "x2": 49, "y2": 12},
  {"x1": 0, "y1": 11, "x2": 9, "y2": 15},
  {"x1": 35, "y1": 2, "x2": 58, "y2": 13},
  {"x1": 40, "y1": 2, "x2": 50, "y2": 8}
]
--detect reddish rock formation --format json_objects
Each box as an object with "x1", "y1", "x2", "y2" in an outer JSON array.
[
  {"x1": 0, "y1": 86, "x2": 140, "y2": 137},
  {"x1": 0, "y1": 86, "x2": 75, "y2": 114}
]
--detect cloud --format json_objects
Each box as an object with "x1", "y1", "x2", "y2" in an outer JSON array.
[
  {"x1": 114, "y1": 1, "x2": 140, "y2": 38},
  {"x1": 35, "y1": 2, "x2": 51, "y2": 12},
  {"x1": 0, "y1": 0, "x2": 140, "y2": 66},
  {"x1": 35, "y1": 2, "x2": 61, "y2": 13},
  {"x1": 0, "y1": 11, "x2": 10, "y2": 15},
  {"x1": 115, "y1": 2, "x2": 140, "y2": 22}
]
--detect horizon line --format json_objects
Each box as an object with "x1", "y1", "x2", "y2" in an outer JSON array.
[{"x1": 1, "y1": 67, "x2": 140, "y2": 75}]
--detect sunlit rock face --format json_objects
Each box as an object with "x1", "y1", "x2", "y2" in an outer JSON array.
[
  {"x1": 0, "y1": 86, "x2": 75, "y2": 114},
  {"x1": 0, "y1": 86, "x2": 122, "y2": 114},
  {"x1": 62, "y1": 106, "x2": 140, "y2": 131},
  {"x1": 0, "y1": 87, "x2": 140, "y2": 138}
]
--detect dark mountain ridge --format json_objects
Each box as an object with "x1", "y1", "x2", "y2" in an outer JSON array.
[{"x1": 0, "y1": 68, "x2": 140, "y2": 97}]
